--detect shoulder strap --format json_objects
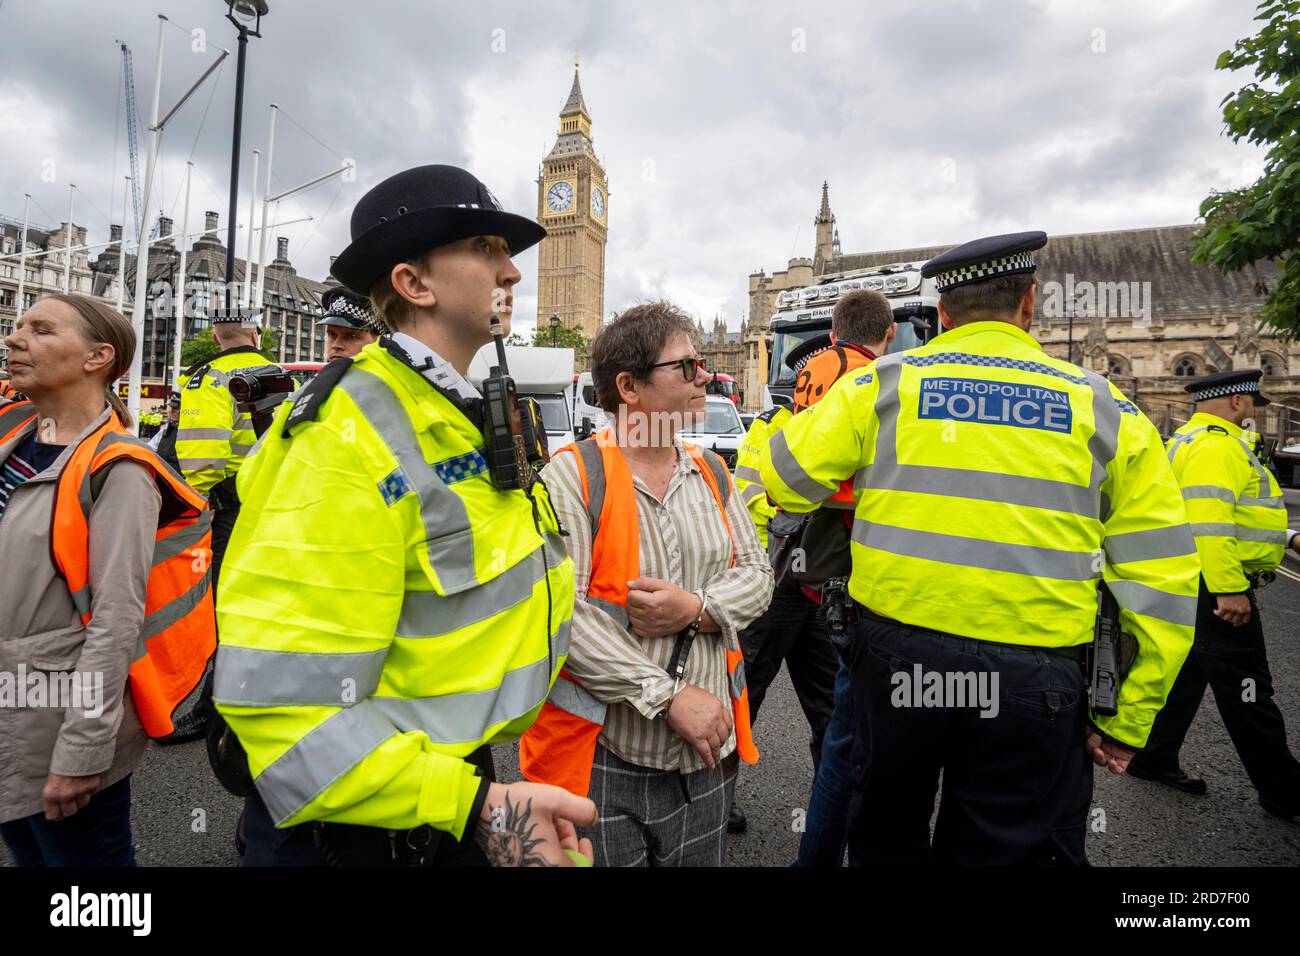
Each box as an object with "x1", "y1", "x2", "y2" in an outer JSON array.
[
  {"x1": 697, "y1": 447, "x2": 731, "y2": 508},
  {"x1": 184, "y1": 364, "x2": 212, "y2": 390},
  {"x1": 282, "y1": 356, "x2": 354, "y2": 436},
  {"x1": 573, "y1": 438, "x2": 606, "y2": 536},
  {"x1": 757, "y1": 407, "x2": 784, "y2": 425}
]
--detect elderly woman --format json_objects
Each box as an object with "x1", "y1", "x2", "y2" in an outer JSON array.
[
  {"x1": 524, "y1": 301, "x2": 773, "y2": 867},
  {"x1": 0, "y1": 294, "x2": 210, "y2": 866}
]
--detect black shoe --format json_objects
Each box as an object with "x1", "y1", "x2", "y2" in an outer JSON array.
[
  {"x1": 1127, "y1": 761, "x2": 1208, "y2": 795},
  {"x1": 727, "y1": 806, "x2": 747, "y2": 834},
  {"x1": 1259, "y1": 798, "x2": 1300, "y2": 823},
  {"x1": 156, "y1": 709, "x2": 209, "y2": 746}
]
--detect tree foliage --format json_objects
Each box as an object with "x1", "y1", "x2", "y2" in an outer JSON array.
[{"x1": 1190, "y1": 0, "x2": 1300, "y2": 337}]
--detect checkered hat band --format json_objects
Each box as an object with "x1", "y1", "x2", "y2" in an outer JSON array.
[
  {"x1": 326, "y1": 298, "x2": 387, "y2": 335},
  {"x1": 935, "y1": 251, "x2": 1036, "y2": 292},
  {"x1": 1190, "y1": 382, "x2": 1260, "y2": 402}
]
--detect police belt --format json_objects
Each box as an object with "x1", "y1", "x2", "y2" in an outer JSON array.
[
  {"x1": 311, "y1": 745, "x2": 495, "y2": 867},
  {"x1": 853, "y1": 604, "x2": 1089, "y2": 664}
]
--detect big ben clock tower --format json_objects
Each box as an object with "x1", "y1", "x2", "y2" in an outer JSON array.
[{"x1": 537, "y1": 59, "x2": 608, "y2": 340}]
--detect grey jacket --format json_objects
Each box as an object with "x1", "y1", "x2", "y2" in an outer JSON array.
[{"x1": 0, "y1": 403, "x2": 159, "y2": 823}]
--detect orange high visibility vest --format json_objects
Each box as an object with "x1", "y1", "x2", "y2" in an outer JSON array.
[
  {"x1": 0, "y1": 401, "x2": 216, "y2": 738},
  {"x1": 792, "y1": 342, "x2": 876, "y2": 507},
  {"x1": 519, "y1": 428, "x2": 759, "y2": 797}
]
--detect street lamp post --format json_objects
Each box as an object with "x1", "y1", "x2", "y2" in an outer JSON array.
[
  {"x1": 163, "y1": 247, "x2": 180, "y2": 392},
  {"x1": 549, "y1": 313, "x2": 560, "y2": 348},
  {"x1": 222, "y1": 0, "x2": 268, "y2": 313}
]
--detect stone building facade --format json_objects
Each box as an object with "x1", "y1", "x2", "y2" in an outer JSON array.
[
  {"x1": 1, "y1": 209, "x2": 335, "y2": 396},
  {"x1": 745, "y1": 186, "x2": 1300, "y2": 440},
  {"x1": 695, "y1": 315, "x2": 744, "y2": 387}
]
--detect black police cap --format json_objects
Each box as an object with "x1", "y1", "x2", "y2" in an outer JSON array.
[
  {"x1": 921, "y1": 231, "x2": 1048, "y2": 293},
  {"x1": 331, "y1": 165, "x2": 546, "y2": 295},
  {"x1": 319, "y1": 286, "x2": 386, "y2": 334},
  {"x1": 1184, "y1": 368, "x2": 1271, "y2": 407}
]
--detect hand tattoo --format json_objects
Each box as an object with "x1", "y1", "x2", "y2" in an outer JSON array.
[{"x1": 475, "y1": 794, "x2": 555, "y2": 867}]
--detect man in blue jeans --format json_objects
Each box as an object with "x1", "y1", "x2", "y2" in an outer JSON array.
[{"x1": 795, "y1": 657, "x2": 857, "y2": 866}]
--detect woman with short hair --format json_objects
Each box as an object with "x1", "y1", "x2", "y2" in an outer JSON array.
[
  {"x1": 0, "y1": 294, "x2": 213, "y2": 866},
  {"x1": 521, "y1": 300, "x2": 773, "y2": 867}
]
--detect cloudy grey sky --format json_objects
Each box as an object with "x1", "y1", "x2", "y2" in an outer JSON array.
[{"x1": 0, "y1": 0, "x2": 1269, "y2": 334}]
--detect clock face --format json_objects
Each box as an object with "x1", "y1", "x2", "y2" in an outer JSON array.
[
  {"x1": 546, "y1": 181, "x2": 574, "y2": 213},
  {"x1": 591, "y1": 186, "x2": 605, "y2": 219}
]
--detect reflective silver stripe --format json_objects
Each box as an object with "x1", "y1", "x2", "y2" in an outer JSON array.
[
  {"x1": 1189, "y1": 522, "x2": 1238, "y2": 538},
  {"x1": 176, "y1": 428, "x2": 233, "y2": 442},
  {"x1": 852, "y1": 519, "x2": 1101, "y2": 581},
  {"x1": 230, "y1": 443, "x2": 256, "y2": 455},
  {"x1": 258, "y1": 704, "x2": 398, "y2": 826},
  {"x1": 733, "y1": 465, "x2": 763, "y2": 484},
  {"x1": 1107, "y1": 580, "x2": 1198, "y2": 628},
  {"x1": 139, "y1": 571, "x2": 211, "y2": 641},
  {"x1": 69, "y1": 587, "x2": 91, "y2": 617},
  {"x1": 739, "y1": 482, "x2": 766, "y2": 505},
  {"x1": 1182, "y1": 484, "x2": 1236, "y2": 503},
  {"x1": 870, "y1": 353, "x2": 905, "y2": 470},
  {"x1": 152, "y1": 513, "x2": 211, "y2": 567},
  {"x1": 371, "y1": 654, "x2": 553, "y2": 744},
  {"x1": 729, "y1": 656, "x2": 747, "y2": 700},
  {"x1": 214, "y1": 645, "x2": 389, "y2": 706},
  {"x1": 1238, "y1": 526, "x2": 1289, "y2": 545},
  {"x1": 1083, "y1": 370, "x2": 1120, "y2": 520},
  {"x1": 854, "y1": 461, "x2": 1098, "y2": 517},
  {"x1": 769, "y1": 429, "x2": 832, "y2": 503},
  {"x1": 1104, "y1": 525, "x2": 1196, "y2": 564},
  {"x1": 1166, "y1": 427, "x2": 1206, "y2": 463},
  {"x1": 179, "y1": 457, "x2": 228, "y2": 472},
  {"x1": 1241, "y1": 495, "x2": 1284, "y2": 509},
  {"x1": 552, "y1": 616, "x2": 572, "y2": 660},
  {"x1": 546, "y1": 677, "x2": 606, "y2": 724},
  {"x1": 337, "y1": 370, "x2": 478, "y2": 594},
  {"x1": 544, "y1": 531, "x2": 568, "y2": 563},
  {"x1": 588, "y1": 596, "x2": 630, "y2": 629},
  {"x1": 397, "y1": 549, "x2": 547, "y2": 637}
]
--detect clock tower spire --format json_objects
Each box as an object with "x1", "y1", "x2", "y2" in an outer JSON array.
[{"x1": 537, "y1": 60, "x2": 608, "y2": 341}]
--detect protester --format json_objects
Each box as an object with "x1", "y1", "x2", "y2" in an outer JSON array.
[
  {"x1": 521, "y1": 301, "x2": 773, "y2": 866},
  {"x1": 0, "y1": 294, "x2": 214, "y2": 866}
]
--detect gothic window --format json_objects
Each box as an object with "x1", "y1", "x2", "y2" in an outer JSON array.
[
  {"x1": 1173, "y1": 355, "x2": 1199, "y2": 377},
  {"x1": 1259, "y1": 352, "x2": 1284, "y2": 377}
]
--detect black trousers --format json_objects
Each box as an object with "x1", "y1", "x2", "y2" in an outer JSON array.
[
  {"x1": 739, "y1": 579, "x2": 838, "y2": 768},
  {"x1": 1138, "y1": 581, "x2": 1300, "y2": 807},
  {"x1": 845, "y1": 612, "x2": 1093, "y2": 866}
]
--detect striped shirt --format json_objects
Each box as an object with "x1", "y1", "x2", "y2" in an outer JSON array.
[
  {"x1": 542, "y1": 434, "x2": 774, "y2": 773},
  {"x1": 0, "y1": 433, "x2": 64, "y2": 521}
]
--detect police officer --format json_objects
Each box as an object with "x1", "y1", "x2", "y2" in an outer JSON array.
[
  {"x1": 761, "y1": 232, "x2": 1201, "y2": 865},
  {"x1": 1128, "y1": 369, "x2": 1300, "y2": 821},
  {"x1": 147, "y1": 391, "x2": 182, "y2": 473},
  {"x1": 162, "y1": 306, "x2": 280, "y2": 744},
  {"x1": 213, "y1": 164, "x2": 595, "y2": 866},
  {"x1": 319, "y1": 286, "x2": 386, "y2": 361}
]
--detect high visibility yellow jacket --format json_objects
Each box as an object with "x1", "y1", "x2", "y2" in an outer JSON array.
[
  {"x1": 733, "y1": 406, "x2": 791, "y2": 548},
  {"x1": 760, "y1": 320, "x2": 1200, "y2": 748},
  {"x1": 1166, "y1": 413, "x2": 1289, "y2": 593},
  {"x1": 176, "y1": 346, "x2": 279, "y2": 495},
  {"x1": 213, "y1": 341, "x2": 575, "y2": 836}
]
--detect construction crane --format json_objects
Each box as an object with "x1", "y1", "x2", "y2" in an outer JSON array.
[{"x1": 116, "y1": 40, "x2": 146, "y2": 242}]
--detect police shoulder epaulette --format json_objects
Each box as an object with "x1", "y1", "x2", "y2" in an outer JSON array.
[
  {"x1": 184, "y1": 364, "x2": 212, "y2": 390},
  {"x1": 282, "y1": 357, "x2": 354, "y2": 436},
  {"x1": 1206, "y1": 424, "x2": 1229, "y2": 435},
  {"x1": 757, "y1": 406, "x2": 786, "y2": 424}
]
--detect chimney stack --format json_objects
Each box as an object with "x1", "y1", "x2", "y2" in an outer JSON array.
[
  {"x1": 204, "y1": 211, "x2": 220, "y2": 235},
  {"x1": 110, "y1": 224, "x2": 123, "y2": 241},
  {"x1": 277, "y1": 236, "x2": 289, "y2": 261}
]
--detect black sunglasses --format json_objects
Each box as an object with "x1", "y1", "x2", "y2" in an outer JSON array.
[{"x1": 648, "y1": 355, "x2": 709, "y2": 381}]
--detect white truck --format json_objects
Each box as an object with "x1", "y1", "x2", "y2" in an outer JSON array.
[
  {"x1": 763, "y1": 262, "x2": 945, "y2": 410},
  {"x1": 469, "y1": 344, "x2": 576, "y2": 455}
]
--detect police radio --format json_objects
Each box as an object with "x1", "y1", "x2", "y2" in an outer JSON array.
[{"x1": 482, "y1": 314, "x2": 545, "y2": 491}]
